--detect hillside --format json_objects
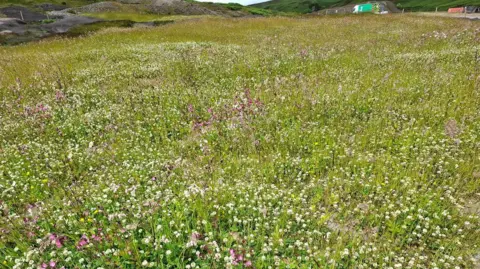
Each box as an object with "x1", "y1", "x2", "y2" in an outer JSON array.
[
  {"x1": 0, "y1": 0, "x2": 275, "y2": 16},
  {"x1": 251, "y1": 0, "x2": 480, "y2": 13},
  {"x1": 0, "y1": 0, "x2": 100, "y2": 8},
  {"x1": 0, "y1": 0, "x2": 276, "y2": 45},
  {"x1": 252, "y1": 0, "x2": 356, "y2": 13}
]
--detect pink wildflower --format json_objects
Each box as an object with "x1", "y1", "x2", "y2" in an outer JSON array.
[
  {"x1": 76, "y1": 234, "x2": 89, "y2": 249},
  {"x1": 91, "y1": 234, "x2": 102, "y2": 242},
  {"x1": 229, "y1": 249, "x2": 246, "y2": 266},
  {"x1": 49, "y1": 234, "x2": 57, "y2": 241},
  {"x1": 48, "y1": 233, "x2": 65, "y2": 248}
]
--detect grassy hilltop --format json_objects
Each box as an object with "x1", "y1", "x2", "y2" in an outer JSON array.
[
  {"x1": 252, "y1": 0, "x2": 480, "y2": 13},
  {"x1": 1, "y1": 15, "x2": 480, "y2": 268}
]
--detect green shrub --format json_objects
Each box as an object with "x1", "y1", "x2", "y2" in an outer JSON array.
[
  {"x1": 224, "y1": 3, "x2": 243, "y2": 11},
  {"x1": 41, "y1": 19, "x2": 56, "y2": 24},
  {"x1": 152, "y1": 20, "x2": 174, "y2": 26},
  {"x1": 247, "y1": 7, "x2": 275, "y2": 15}
]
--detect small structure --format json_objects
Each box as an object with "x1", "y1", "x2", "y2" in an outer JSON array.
[
  {"x1": 353, "y1": 2, "x2": 388, "y2": 14},
  {"x1": 465, "y1": 6, "x2": 479, "y2": 13},
  {"x1": 448, "y1": 7, "x2": 464, "y2": 13},
  {"x1": 353, "y1": 3, "x2": 373, "y2": 13},
  {"x1": 448, "y1": 6, "x2": 480, "y2": 13}
]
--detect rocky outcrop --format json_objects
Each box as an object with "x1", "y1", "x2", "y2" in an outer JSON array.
[
  {"x1": 0, "y1": 6, "x2": 47, "y2": 22},
  {"x1": 0, "y1": 18, "x2": 27, "y2": 35}
]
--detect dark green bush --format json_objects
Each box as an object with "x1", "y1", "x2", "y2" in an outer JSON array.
[{"x1": 224, "y1": 3, "x2": 243, "y2": 11}]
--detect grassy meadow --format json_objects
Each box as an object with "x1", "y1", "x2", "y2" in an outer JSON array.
[{"x1": 1, "y1": 15, "x2": 480, "y2": 268}]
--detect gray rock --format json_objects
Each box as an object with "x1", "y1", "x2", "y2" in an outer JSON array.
[
  {"x1": 0, "y1": 30, "x2": 14, "y2": 35},
  {"x1": 0, "y1": 6, "x2": 47, "y2": 22},
  {"x1": 0, "y1": 18, "x2": 27, "y2": 35}
]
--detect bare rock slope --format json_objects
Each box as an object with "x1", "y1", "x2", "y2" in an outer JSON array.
[{"x1": 149, "y1": 0, "x2": 218, "y2": 15}]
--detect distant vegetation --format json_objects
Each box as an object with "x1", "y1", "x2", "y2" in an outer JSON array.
[
  {"x1": 396, "y1": 0, "x2": 480, "y2": 11},
  {"x1": 0, "y1": 0, "x2": 98, "y2": 8},
  {"x1": 252, "y1": 0, "x2": 480, "y2": 13},
  {"x1": 252, "y1": 0, "x2": 352, "y2": 13},
  {"x1": 189, "y1": 1, "x2": 282, "y2": 15}
]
